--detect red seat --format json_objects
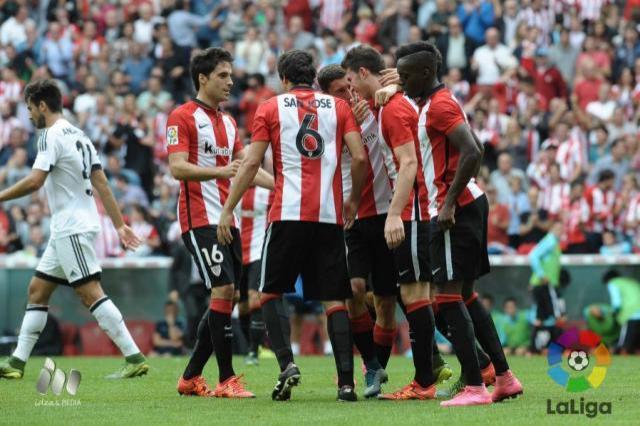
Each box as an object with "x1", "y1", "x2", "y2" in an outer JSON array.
[
  {"x1": 125, "y1": 320, "x2": 156, "y2": 355},
  {"x1": 60, "y1": 322, "x2": 79, "y2": 356},
  {"x1": 79, "y1": 322, "x2": 118, "y2": 356}
]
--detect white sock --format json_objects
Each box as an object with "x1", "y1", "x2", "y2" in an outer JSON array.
[
  {"x1": 90, "y1": 297, "x2": 140, "y2": 357},
  {"x1": 13, "y1": 304, "x2": 48, "y2": 362},
  {"x1": 291, "y1": 342, "x2": 301, "y2": 356}
]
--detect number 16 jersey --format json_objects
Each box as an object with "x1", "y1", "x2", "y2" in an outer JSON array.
[
  {"x1": 251, "y1": 86, "x2": 359, "y2": 225},
  {"x1": 32, "y1": 118, "x2": 101, "y2": 239}
]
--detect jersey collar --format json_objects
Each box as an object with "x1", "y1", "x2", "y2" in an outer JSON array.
[
  {"x1": 290, "y1": 85, "x2": 314, "y2": 91},
  {"x1": 425, "y1": 83, "x2": 446, "y2": 100},
  {"x1": 192, "y1": 98, "x2": 219, "y2": 114}
]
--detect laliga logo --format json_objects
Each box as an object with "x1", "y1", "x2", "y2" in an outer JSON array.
[
  {"x1": 547, "y1": 328, "x2": 610, "y2": 392},
  {"x1": 36, "y1": 358, "x2": 81, "y2": 396}
]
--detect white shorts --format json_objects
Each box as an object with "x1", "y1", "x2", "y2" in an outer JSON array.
[{"x1": 35, "y1": 233, "x2": 102, "y2": 287}]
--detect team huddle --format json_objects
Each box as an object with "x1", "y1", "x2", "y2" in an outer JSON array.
[{"x1": 0, "y1": 41, "x2": 523, "y2": 407}]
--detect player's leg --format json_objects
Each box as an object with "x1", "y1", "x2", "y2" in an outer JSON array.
[
  {"x1": 379, "y1": 221, "x2": 436, "y2": 401},
  {"x1": 247, "y1": 261, "x2": 267, "y2": 363},
  {"x1": 0, "y1": 274, "x2": 57, "y2": 379},
  {"x1": 259, "y1": 222, "x2": 303, "y2": 401},
  {"x1": 321, "y1": 300, "x2": 356, "y2": 401},
  {"x1": 372, "y1": 295, "x2": 396, "y2": 369},
  {"x1": 237, "y1": 266, "x2": 252, "y2": 363}
]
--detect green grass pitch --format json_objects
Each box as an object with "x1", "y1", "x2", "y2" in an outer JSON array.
[{"x1": 1, "y1": 355, "x2": 638, "y2": 425}]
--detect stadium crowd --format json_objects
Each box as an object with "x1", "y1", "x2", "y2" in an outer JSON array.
[{"x1": 1, "y1": 0, "x2": 640, "y2": 259}]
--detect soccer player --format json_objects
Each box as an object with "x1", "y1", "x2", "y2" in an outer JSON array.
[
  {"x1": 0, "y1": 79, "x2": 148, "y2": 380},
  {"x1": 217, "y1": 49, "x2": 368, "y2": 402},
  {"x1": 237, "y1": 183, "x2": 271, "y2": 365},
  {"x1": 341, "y1": 45, "x2": 440, "y2": 401},
  {"x1": 316, "y1": 64, "x2": 392, "y2": 398},
  {"x1": 396, "y1": 40, "x2": 522, "y2": 406},
  {"x1": 167, "y1": 47, "x2": 272, "y2": 398}
]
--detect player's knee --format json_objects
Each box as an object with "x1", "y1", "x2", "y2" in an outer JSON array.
[
  {"x1": 212, "y1": 284, "x2": 235, "y2": 300},
  {"x1": 27, "y1": 280, "x2": 50, "y2": 305},
  {"x1": 248, "y1": 290, "x2": 260, "y2": 308},
  {"x1": 74, "y1": 281, "x2": 105, "y2": 308},
  {"x1": 350, "y1": 278, "x2": 367, "y2": 297},
  {"x1": 400, "y1": 282, "x2": 429, "y2": 305},
  {"x1": 375, "y1": 296, "x2": 396, "y2": 328}
]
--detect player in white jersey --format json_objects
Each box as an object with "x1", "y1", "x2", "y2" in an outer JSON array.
[{"x1": 0, "y1": 80, "x2": 148, "y2": 380}]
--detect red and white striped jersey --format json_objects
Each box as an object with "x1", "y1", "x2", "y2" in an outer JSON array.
[
  {"x1": 341, "y1": 108, "x2": 393, "y2": 219},
  {"x1": 238, "y1": 186, "x2": 270, "y2": 264},
  {"x1": 251, "y1": 87, "x2": 359, "y2": 225},
  {"x1": 539, "y1": 182, "x2": 570, "y2": 218},
  {"x1": 378, "y1": 93, "x2": 429, "y2": 221},
  {"x1": 166, "y1": 99, "x2": 243, "y2": 233},
  {"x1": 625, "y1": 193, "x2": 640, "y2": 240},
  {"x1": 584, "y1": 185, "x2": 616, "y2": 233},
  {"x1": 417, "y1": 85, "x2": 484, "y2": 218},
  {"x1": 555, "y1": 137, "x2": 585, "y2": 183},
  {"x1": 564, "y1": 198, "x2": 590, "y2": 246}
]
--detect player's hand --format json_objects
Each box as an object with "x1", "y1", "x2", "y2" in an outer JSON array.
[
  {"x1": 351, "y1": 100, "x2": 369, "y2": 125},
  {"x1": 217, "y1": 209, "x2": 234, "y2": 245},
  {"x1": 218, "y1": 160, "x2": 241, "y2": 179},
  {"x1": 438, "y1": 202, "x2": 456, "y2": 231},
  {"x1": 539, "y1": 277, "x2": 549, "y2": 285},
  {"x1": 343, "y1": 196, "x2": 359, "y2": 230},
  {"x1": 117, "y1": 225, "x2": 142, "y2": 251},
  {"x1": 384, "y1": 214, "x2": 405, "y2": 249},
  {"x1": 379, "y1": 68, "x2": 400, "y2": 87},
  {"x1": 374, "y1": 84, "x2": 398, "y2": 107}
]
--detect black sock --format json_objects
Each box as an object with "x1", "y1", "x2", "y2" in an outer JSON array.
[
  {"x1": 406, "y1": 301, "x2": 435, "y2": 387},
  {"x1": 476, "y1": 341, "x2": 491, "y2": 370},
  {"x1": 249, "y1": 308, "x2": 265, "y2": 354},
  {"x1": 327, "y1": 307, "x2": 354, "y2": 387},
  {"x1": 437, "y1": 296, "x2": 482, "y2": 386},
  {"x1": 208, "y1": 299, "x2": 235, "y2": 382},
  {"x1": 239, "y1": 312, "x2": 251, "y2": 350},
  {"x1": 466, "y1": 295, "x2": 509, "y2": 375},
  {"x1": 183, "y1": 311, "x2": 213, "y2": 380},
  {"x1": 433, "y1": 306, "x2": 448, "y2": 369},
  {"x1": 373, "y1": 324, "x2": 395, "y2": 369},
  {"x1": 262, "y1": 296, "x2": 294, "y2": 371},
  {"x1": 436, "y1": 305, "x2": 490, "y2": 370},
  {"x1": 351, "y1": 312, "x2": 380, "y2": 370}
]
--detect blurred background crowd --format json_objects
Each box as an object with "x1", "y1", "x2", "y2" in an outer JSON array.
[{"x1": 1, "y1": 0, "x2": 640, "y2": 260}]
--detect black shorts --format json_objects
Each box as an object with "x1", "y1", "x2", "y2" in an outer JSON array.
[
  {"x1": 619, "y1": 319, "x2": 640, "y2": 352},
  {"x1": 532, "y1": 284, "x2": 562, "y2": 320},
  {"x1": 260, "y1": 221, "x2": 351, "y2": 301},
  {"x1": 182, "y1": 226, "x2": 242, "y2": 289},
  {"x1": 392, "y1": 221, "x2": 431, "y2": 284},
  {"x1": 430, "y1": 195, "x2": 491, "y2": 284},
  {"x1": 239, "y1": 261, "x2": 261, "y2": 302},
  {"x1": 345, "y1": 214, "x2": 398, "y2": 296}
]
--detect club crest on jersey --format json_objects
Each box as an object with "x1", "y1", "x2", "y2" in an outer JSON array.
[
  {"x1": 167, "y1": 126, "x2": 178, "y2": 146},
  {"x1": 212, "y1": 265, "x2": 222, "y2": 277}
]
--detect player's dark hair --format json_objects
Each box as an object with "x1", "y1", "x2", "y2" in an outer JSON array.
[
  {"x1": 598, "y1": 169, "x2": 615, "y2": 183},
  {"x1": 190, "y1": 47, "x2": 233, "y2": 91},
  {"x1": 24, "y1": 79, "x2": 62, "y2": 112},
  {"x1": 277, "y1": 49, "x2": 316, "y2": 86},
  {"x1": 395, "y1": 41, "x2": 442, "y2": 73},
  {"x1": 341, "y1": 45, "x2": 385, "y2": 74},
  {"x1": 249, "y1": 73, "x2": 265, "y2": 86},
  {"x1": 602, "y1": 269, "x2": 621, "y2": 285},
  {"x1": 317, "y1": 64, "x2": 346, "y2": 93}
]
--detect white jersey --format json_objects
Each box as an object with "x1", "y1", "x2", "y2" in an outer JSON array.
[{"x1": 32, "y1": 118, "x2": 101, "y2": 239}]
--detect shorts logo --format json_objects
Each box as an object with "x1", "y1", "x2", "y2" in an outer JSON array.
[
  {"x1": 212, "y1": 265, "x2": 222, "y2": 277},
  {"x1": 547, "y1": 328, "x2": 611, "y2": 392},
  {"x1": 167, "y1": 126, "x2": 178, "y2": 146}
]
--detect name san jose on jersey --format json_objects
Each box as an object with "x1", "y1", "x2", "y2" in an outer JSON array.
[{"x1": 32, "y1": 118, "x2": 101, "y2": 239}]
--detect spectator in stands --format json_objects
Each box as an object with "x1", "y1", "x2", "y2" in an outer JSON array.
[
  {"x1": 589, "y1": 124, "x2": 610, "y2": 164},
  {"x1": 495, "y1": 0, "x2": 519, "y2": 49},
  {"x1": 122, "y1": 42, "x2": 154, "y2": 95},
  {"x1": 486, "y1": 185, "x2": 512, "y2": 254},
  {"x1": 127, "y1": 204, "x2": 161, "y2": 257},
  {"x1": 600, "y1": 230, "x2": 633, "y2": 255},
  {"x1": 168, "y1": 0, "x2": 212, "y2": 51},
  {"x1": 457, "y1": 0, "x2": 494, "y2": 45},
  {"x1": 549, "y1": 27, "x2": 580, "y2": 88},
  {"x1": 25, "y1": 225, "x2": 46, "y2": 257},
  {"x1": 288, "y1": 16, "x2": 315, "y2": 51},
  {"x1": 601, "y1": 270, "x2": 640, "y2": 354},
  {"x1": 472, "y1": 27, "x2": 517, "y2": 88},
  {"x1": 586, "y1": 82, "x2": 616, "y2": 123},
  {"x1": 106, "y1": 154, "x2": 141, "y2": 188},
  {"x1": 151, "y1": 301, "x2": 185, "y2": 357},
  {"x1": 507, "y1": 175, "x2": 530, "y2": 249},
  {"x1": 519, "y1": 186, "x2": 551, "y2": 254},
  {"x1": 564, "y1": 180, "x2": 590, "y2": 254},
  {"x1": 490, "y1": 152, "x2": 527, "y2": 204},
  {"x1": 502, "y1": 298, "x2": 531, "y2": 356},
  {"x1": 0, "y1": 206, "x2": 18, "y2": 253},
  {"x1": 589, "y1": 139, "x2": 630, "y2": 191},
  {"x1": 238, "y1": 73, "x2": 276, "y2": 133},
  {"x1": 584, "y1": 170, "x2": 616, "y2": 252},
  {"x1": 0, "y1": 5, "x2": 32, "y2": 48},
  {"x1": 40, "y1": 21, "x2": 74, "y2": 82},
  {"x1": 436, "y1": 15, "x2": 477, "y2": 80},
  {"x1": 114, "y1": 175, "x2": 149, "y2": 210},
  {"x1": 378, "y1": 0, "x2": 415, "y2": 53},
  {"x1": 520, "y1": 47, "x2": 567, "y2": 109},
  {"x1": 574, "y1": 57, "x2": 604, "y2": 111},
  {"x1": 136, "y1": 76, "x2": 172, "y2": 116},
  {"x1": 607, "y1": 106, "x2": 636, "y2": 144},
  {"x1": 235, "y1": 26, "x2": 267, "y2": 74},
  {"x1": 0, "y1": 147, "x2": 31, "y2": 210},
  {"x1": 614, "y1": 25, "x2": 640, "y2": 81}
]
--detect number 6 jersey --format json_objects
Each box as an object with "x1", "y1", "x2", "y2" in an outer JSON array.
[
  {"x1": 251, "y1": 86, "x2": 359, "y2": 225},
  {"x1": 32, "y1": 118, "x2": 101, "y2": 239}
]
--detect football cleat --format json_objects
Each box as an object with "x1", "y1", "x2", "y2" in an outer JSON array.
[
  {"x1": 177, "y1": 375, "x2": 215, "y2": 397},
  {"x1": 441, "y1": 385, "x2": 492, "y2": 407},
  {"x1": 214, "y1": 375, "x2": 255, "y2": 398},
  {"x1": 378, "y1": 381, "x2": 436, "y2": 400},
  {"x1": 272, "y1": 363, "x2": 301, "y2": 401},
  {"x1": 491, "y1": 370, "x2": 523, "y2": 402}
]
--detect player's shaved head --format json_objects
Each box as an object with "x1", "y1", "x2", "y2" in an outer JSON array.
[
  {"x1": 278, "y1": 49, "x2": 316, "y2": 86},
  {"x1": 396, "y1": 41, "x2": 442, "y2": 100}
]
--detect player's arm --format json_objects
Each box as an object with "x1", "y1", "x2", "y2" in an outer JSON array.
[
  {"x1": 343, "y1": 130, "x2": 367, "y2": 229},
  {"x1": 217, "y1": 141, "x2": 270, "y2": 245},
  {"x1": 386, "y1": 142, "x2": 417, "y2": 249},
  {"x1": 0, "y1": 169, "x2": 47, "y2": 202},
  {"x1": 91, "y1": 168, "x2": 141, "y2": 250},
  {"x1": 168, "y1": 152, "x2": 240, "y2": 181},
  {"x1": 233, "y1": 148, "x2": 274, "y2": 190},
  {"x1": 439, "y1": 122, "x2": 483, "y2": 230}
]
